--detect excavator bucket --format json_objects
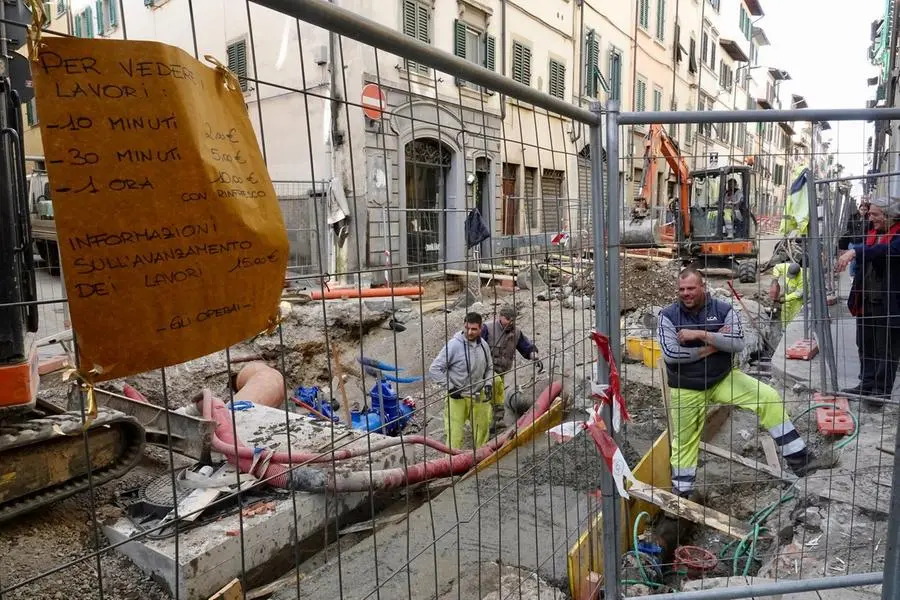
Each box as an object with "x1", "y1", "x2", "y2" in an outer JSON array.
[{"x1": 620, "y1": 217, "x2": 661, "y2": 248}]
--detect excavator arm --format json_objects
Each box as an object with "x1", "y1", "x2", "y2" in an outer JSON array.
[{"x1": 624, "y1": 124, "x2": 692, "y2": 247}]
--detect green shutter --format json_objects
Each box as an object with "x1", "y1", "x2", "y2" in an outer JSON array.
[
  {"x1": 656, "y1": 0, "x2": 665, "y2": 41},
  {"x1": 485, "y1": 35, "x2": 496, "y2": 70},
  {"x1": 584, "y1": 29, "x2": 599, "y2": 96},
  {"x1": 453, "y1": 20, "x2": 466, "y2": 58},
  {"x1": 95, "y1": 0, "x2": 102, "y2": 33},
  {"x1": 227, "y1": 40, "x2": 249, "y2": 92},
  {"x1": 85, "y1": 7, "x2": 93, "y2": 37},
  {"x1": 548, "y1": 60, "x2": 565, "y2": 99},
  {"x1": 512, "y1": 41, "x2": 531, "y2": 85},
  {"x1": 26, "y1": 99, "x2": 34, "y2": 126},
  {"x1": 416, "y1": 2, "x2": 429, "y2": 44},
  {"x1": 57, "y1": 0, "x2": 66, "y2": 16},
  {"x1": 402, "y1": 0, "x2": 416, "y2": 37},
  {"x1": 109, "y1": 0, "x2": 117, "y2": 27},
  {"x1": 483, "y1": 34, "x2": 496, "y2": 94}
]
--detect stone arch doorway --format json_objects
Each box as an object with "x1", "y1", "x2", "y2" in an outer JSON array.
[{"x1": 405, "y1": 138, "x2": 453, "y2": 273}]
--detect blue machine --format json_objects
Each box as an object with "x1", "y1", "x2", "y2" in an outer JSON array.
[
  {"x1": 351, "y1": 379, "x2": 416, "y2": 436},
  {"x1": 292, "y1": 357, "x2": 420, "y2": 436}
]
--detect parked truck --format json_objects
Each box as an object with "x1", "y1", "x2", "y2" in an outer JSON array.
[{"x1": 25, "y1": 156, "x2": 60, "y2": 274}]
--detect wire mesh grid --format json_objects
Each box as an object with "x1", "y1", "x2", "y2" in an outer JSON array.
[{"x1": 0, "y1": 1, "x2": 896, "y2": 600}]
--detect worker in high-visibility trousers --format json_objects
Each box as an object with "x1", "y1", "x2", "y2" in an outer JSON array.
[
  {"x1": 769, "y1": 262, "x2": 805, "y2": 328},
  {"x1": 481, "y1": 305, "x2": 542, "y2": 431},
  {"x1": 658, "y1": 267, "x2": 828, "y2": 499},
  {"x1": 429, "y1": 312, "x2": 494, "y2": 449}
]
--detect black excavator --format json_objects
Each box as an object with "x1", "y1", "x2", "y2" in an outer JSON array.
[{"x1": 0, "y1": 7, "x2": 145, "y2": 524}]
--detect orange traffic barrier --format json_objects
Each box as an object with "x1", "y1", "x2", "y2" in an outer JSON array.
[{"x1": 309, "y1": 286, "x2": 424, "y2": 300}]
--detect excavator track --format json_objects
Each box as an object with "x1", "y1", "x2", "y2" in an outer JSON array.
[{"x1": 0, "y1": 407, "x2": 145, "y2": 524}]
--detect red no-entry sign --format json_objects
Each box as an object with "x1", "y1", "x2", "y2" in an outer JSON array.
[{"x1": 361, "y1": 83, "x2": 385, "y2": 120}]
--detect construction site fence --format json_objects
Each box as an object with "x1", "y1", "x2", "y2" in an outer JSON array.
[{"x1": 0, "y1": 1, "x2": 898, "y2": 600}]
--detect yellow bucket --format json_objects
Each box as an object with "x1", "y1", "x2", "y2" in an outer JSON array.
[
  {"x1": 640, "y1": 340, "x2": 661, "y2": 368},
  {"x1": 625, "y1": 337, "x2": 644, "y2": 362}
]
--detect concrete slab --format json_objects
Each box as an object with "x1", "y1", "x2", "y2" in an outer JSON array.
[
  {"x1": 272, "y1": 442, "x2": 594, "y2": 600},
  {"x1": 104, "y1": 404, "x2": 408, "y2": 600}
]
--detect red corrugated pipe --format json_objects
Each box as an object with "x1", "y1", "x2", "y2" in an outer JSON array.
[{"x1": 195, "y1": 380, "x2": 563, "y2": 493}]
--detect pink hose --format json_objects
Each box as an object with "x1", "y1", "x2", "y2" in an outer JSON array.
[
  {"x1": 197, "y1": 380, "x2": 563, "y2": 493},
  {"x1": 320, "y1": 380, "x2": 564, "y2": 493},
  {"x1": 199, "y1": 390, "x2": 463, "y2": 465}
]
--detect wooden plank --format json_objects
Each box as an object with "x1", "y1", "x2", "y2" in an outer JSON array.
[
  {"x1": 627, "y1": 481, "x2": 752, "y2": 540},
  {"x1": 208, "y1": 578, "x2": 242, "y2": 600},
  {"x1": 444, "y1": 268, "x2": 516, "y2": 282},
  {"x1": 760, "y1": 436, "x2": 782, "y2": 471},
  {"x1": 337, "y1": 512, "x2": 408, "y2": 535},
  {"x1": 700, "y1": 442, "x2": 797, "y2": 482}
]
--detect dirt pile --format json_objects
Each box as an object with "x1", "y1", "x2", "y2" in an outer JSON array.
[{"x1": 619, "y1": 259, "x2": 680, "y2": 312}]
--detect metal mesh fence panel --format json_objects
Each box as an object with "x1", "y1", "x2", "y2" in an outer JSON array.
[{"x1": 0, "y1": 1, "x2": 896, "y2": 600}]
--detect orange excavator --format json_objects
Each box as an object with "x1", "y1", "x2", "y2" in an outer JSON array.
[{"x1": 621, "y1": 124, "x2": 759, "y2": 283}]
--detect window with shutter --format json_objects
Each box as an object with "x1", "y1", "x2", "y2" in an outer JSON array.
[
  {"x1": 673, "y1": 22, "x2": 681, "y2": 63},
  {"x1": 512, "y1": 41, "x2": 531, "y2": 85},
  {"x1": 655, "y1": 0, "x2": 666, "y2": 41},
  {"x1": 108, "y1": 0, "x2": 117, "y2": 28},
  {"x1": 453, "y1": 19, "x2": 494, "y2": 92},
  {"x1": 688, "y1": 37, "x2": 697, "y2": 73},
  {"x1": 635, "y1": 78, "x2": 646, "y2": 111},
  {"x1": 584, "y1": 29, "x2": 599, "y2": 97},
  {"x1": 227, "y1": 40, "x2": 249, "y2": 92},
  {"x1": 548, "y1": 59, "x2": 565, "y2": 99},
  {"x1": 26, "y1": 98, "x2": 35, "y2": 126},
  {"x1": 57, "y1": 0, "x2": 67, "y2": 16},
  {"x1": 609, "y1": 48, "x2": 622, "y2": 101},
  {"x1": 85, "y1": 6, "x2": 93, "y2": 37},
  {"x1": 652, "y1": 87, "x2": 662, "y2": 112},
  {"x1": 638, "y1": 0, "x2": 649, "y2": 29},
  {"x1": 402, "y1": 0, "x2": 430, "y2": 74}
]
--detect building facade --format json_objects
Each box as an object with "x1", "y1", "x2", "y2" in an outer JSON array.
[{"x1": 21, "y1": 0, "x2": 834, "y2": 277}]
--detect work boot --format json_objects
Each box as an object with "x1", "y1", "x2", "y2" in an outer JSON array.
[
  {"x1": 840, "y1": 384, "x2": 867, "y2": 396},
  {"x1": 785, "y1": 449, "x2": 836, "y2": 478}
]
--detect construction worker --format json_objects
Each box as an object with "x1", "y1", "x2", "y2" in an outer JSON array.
[
  {"x1": 769, "y1": 262, "x2": 805, "y2": 328},
  {"x1": 723, "y1": 177, "x2": 744, "y2": 238},
  {"x1": 481, "y1": 305, "x2": 541, "y2": 429},
  {"x1": 658, "y1": 267, "x2": 825, "y2": 499},
  {"x1": 429, "y1": 312, "x2": 494, "y2": 449}
]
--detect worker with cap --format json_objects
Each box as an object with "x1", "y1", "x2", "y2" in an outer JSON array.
[
  {"x1": 429, "y1": 312, "x2": 494, "y2": 449},
  {"x1": 769, "y1": 262, "x2": 805, "y2": 328},
  {"x1": 481, "y1": 305, "x2": 541, "y2": 429},
  {"x1": 658, "y1": 267, "x2": 827, "y2": 499}
]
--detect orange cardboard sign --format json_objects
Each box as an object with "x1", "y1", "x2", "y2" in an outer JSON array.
[{"x1": 31, "y1": 37, "x2": 288, "y2": 382}]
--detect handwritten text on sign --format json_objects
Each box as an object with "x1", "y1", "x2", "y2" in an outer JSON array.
[{"x1": 32, "y1": 38, "x2": 288, "y2": 382}]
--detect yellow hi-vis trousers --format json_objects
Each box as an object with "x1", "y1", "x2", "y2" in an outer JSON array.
[
  {"x1": 668, "y1": 369, "x2": 802, "y2": 496},
  {"x1": 444, "y1": 390, "x2": 493, "y2": 449},
  {"x1": 492, "y1": 375, "x2": 505, "y2": 406}
]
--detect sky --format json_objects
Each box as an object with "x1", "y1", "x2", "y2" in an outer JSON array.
[{"x1": 759, "y1": 0, "x2": 884, "y2": 194}]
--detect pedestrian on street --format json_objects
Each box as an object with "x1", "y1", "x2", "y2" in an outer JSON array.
[
  {"x1": 838, "y1": 200, "x2": 870, "y2": 279},
  {"x1": 428, "y1": 312, "x2": 494, "y2": 449},
  {"x1": 658, "y1": 268, "x2": 826, "y2": 499},
  {"x1": 481, "y1": 305, "x2": 541, "y2": 429},
  {"x1": 769, "y1": 262, "x2": 805, "y2": 328},
  {"x1": 836, "y1": 195, "x2": 900, "y2": 404}
]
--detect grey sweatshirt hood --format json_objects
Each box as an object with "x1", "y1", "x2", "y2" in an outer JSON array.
[{"x1": 428, "y1": 331, "x2": 494, "y2": 397}]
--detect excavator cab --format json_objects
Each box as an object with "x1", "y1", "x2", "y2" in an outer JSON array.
[{"x1": 680, "y1": 165, "x2": 759, "y2": 281}]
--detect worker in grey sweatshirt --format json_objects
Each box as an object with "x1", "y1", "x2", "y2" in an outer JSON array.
[{"x1": 429, "y1": 312, "x2": 494, "y2": 449}]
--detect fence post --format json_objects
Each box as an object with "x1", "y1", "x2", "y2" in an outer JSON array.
[
  {"x1": 605, "y1": 102, "x2": 622, "y2": 366},
  {"x1": 589, "y1": 100, "x2": 621, "y2": 599},
  {"x1": 883, "y1": 420, "x2": 900, "y2": 600},
  {"x1": 804, "y1": 169, "x2": 838, "y2": 391}
]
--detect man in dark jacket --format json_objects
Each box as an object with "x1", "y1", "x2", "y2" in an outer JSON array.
[
  {"x1": 481, "y1": 305, "x2": 540, "y2": 428},
  {"x1": 838, "y1": 200, "x2": 870, "y2": 278},
  {"x1": 836, "y1": 196, "x2": 900, "y2": 403},
  {"x1": 658, "y1": 268, "x2": 825, "y2": 498}
]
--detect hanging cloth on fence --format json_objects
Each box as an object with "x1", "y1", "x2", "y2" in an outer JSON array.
[{"x1": 465, "y1": 208, "x2": 491, "y2": 249}]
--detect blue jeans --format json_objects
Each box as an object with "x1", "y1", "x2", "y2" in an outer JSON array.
[{"x1": 848, "y1": 243, "x2": 863, "y2": 278}]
